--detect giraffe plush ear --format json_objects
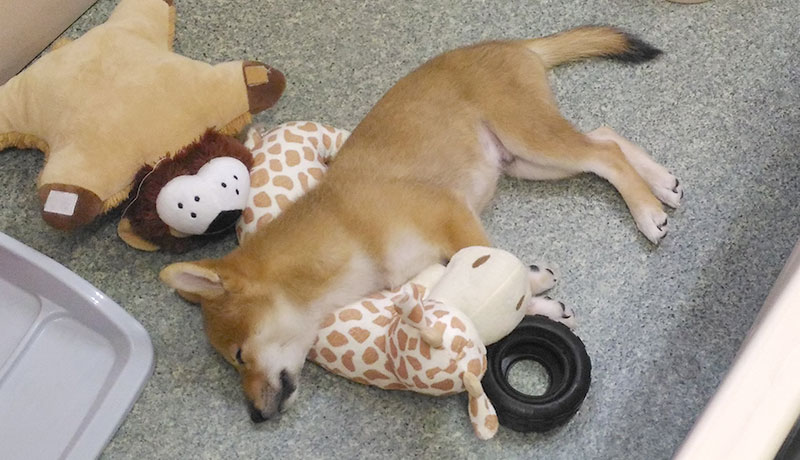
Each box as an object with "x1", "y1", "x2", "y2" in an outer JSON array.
[{"x1": 160, "y1": 261, "x2": 225, "y2": 300}]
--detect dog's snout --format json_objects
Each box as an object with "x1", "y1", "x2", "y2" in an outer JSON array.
[
  {"x1": 246, "y1": 370, "x2": 297, "y2": 423},
  {"x1": 205, "y1": 209, "x2": 242, "y2": 234}
]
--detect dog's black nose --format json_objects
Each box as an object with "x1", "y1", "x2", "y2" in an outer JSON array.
[
  {"x1": 205, "y1": 209, "x2": 242, "y2": 234},
  {"x1": 248, "y1": 401, "x2": 268, "y2": 423}
]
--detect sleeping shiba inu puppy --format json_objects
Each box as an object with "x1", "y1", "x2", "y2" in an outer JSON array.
[{"x1": 160, "y1": 26, "x2": 682, "y2": 422}]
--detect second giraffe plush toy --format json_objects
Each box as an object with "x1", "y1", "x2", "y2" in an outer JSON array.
[{"x1": 308, "y1": 246, "x2": 570, "y2": 440}]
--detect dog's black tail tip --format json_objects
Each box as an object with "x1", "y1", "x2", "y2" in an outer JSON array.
[{"x1": 612, "y1": 32, "x2": 664, "y2": 63}]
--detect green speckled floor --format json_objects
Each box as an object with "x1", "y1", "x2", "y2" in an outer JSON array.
[{"x1": 2, "y1": 0, "x2": 799, "y2": 458}]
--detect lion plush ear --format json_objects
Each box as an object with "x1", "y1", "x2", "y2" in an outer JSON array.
[{"x1": 160, "y1": 261, "x2": 225, "y2": 301}]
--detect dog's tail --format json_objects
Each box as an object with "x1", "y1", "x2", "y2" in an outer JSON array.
[{"x1": 523, "y1": 26, "x2": 662, "y2": 69}]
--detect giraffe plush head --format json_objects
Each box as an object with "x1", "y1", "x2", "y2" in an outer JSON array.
[{"x1": 310, "y1": 282, "x2": 499, "y2": 440}]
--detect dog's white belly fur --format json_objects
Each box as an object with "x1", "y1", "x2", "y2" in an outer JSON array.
[{"x1": 461, "y1": 124, "x2": 507, "y2": 213}]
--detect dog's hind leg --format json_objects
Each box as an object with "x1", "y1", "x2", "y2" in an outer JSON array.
[{"x1": 586, "y1": 127, "x2": 683, "y2": 208}]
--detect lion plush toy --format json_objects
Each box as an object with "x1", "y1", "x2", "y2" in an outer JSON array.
[{"x1": 0, "y1": 0, "x2": 284, "y2": 231}]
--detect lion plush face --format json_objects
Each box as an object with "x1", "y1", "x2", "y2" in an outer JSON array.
[
  {"x1": 156, "y1": 157, "x2": 251, "y2": 235},
  {"x1": 119, "y1": 129, "x2": 254, "y2": 253}
]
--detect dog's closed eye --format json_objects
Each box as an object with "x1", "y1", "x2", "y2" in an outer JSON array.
[{"x1": 235, "y1": 348, "x2": 245, "y2": 365}]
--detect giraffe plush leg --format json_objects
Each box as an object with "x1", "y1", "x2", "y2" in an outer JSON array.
[
  {"x1": 464, "y1": 372, "x2": 499, "y2": 440},
  {"x1": 392, "y1": 284, "x2": 445, "y2": 348},
  {"x1": 106, "y1": 0, "x2": 174, "y2": 49}
]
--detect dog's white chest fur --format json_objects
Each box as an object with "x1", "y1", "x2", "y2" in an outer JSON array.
[{"x1": 383, "y1": 230, "x2": 442, "y2": 288}]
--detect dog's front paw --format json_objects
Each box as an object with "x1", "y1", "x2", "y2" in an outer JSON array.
[
  {"x1": 527, "y1": 296, "x2": 576, "y2": 329},
  {"x1": 528, "y1": 264, "x2": 557, "y2": 295}
]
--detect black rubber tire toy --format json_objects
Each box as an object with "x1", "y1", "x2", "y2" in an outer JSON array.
[{"x1": 482, "y1": 314, "x2": 591, "y2": 432}]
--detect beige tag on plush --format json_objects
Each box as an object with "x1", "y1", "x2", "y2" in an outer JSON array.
[
  {"x1": 43, "y1": 190, "x2": 78, "y2": 216},
  {"x1": 244, "y1": 65, "x2": 268, "y2": 86}
]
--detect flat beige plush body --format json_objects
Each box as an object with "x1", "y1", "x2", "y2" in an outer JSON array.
[{"x1": 161, "y1": 26, "x2": 683, "y2": 421}]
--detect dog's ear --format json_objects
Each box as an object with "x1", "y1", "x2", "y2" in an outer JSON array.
[{"x1": 160, "y1": 261, "x2": 225, "y2": 300}]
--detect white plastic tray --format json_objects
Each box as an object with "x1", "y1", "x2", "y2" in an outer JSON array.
[{"x1": 0, "y1": 232, "x2": 154, "y2": 460}]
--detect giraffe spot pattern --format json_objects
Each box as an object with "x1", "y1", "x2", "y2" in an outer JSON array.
[
  {"x1": 252, "y1": 152, "x2": 266, "y2": 167},
  {"x1": 352, "y1": 377, "x2": 369, "y2": 385},
  {"x1": 432, "y1": 310, "x2": 448, "y2": 318},
  {"x1": 425, "y1": 367, "x2": 441, "y2": 380},
  {"x1": 407, "y1": 337, "x2": 418, "y2": 351},
  {"x1": 431, "y1": 379, "x2": 455, "y2": 391},
  {"x1": 364, "y1": 370, "x2": 389, "y2": 380},
  {"x1": 320, "y1": 313, "x2": 336, "y2": 328},
  {"x1": 468, "y1": 359, "x2": 481, "y2": 376},
  {"x1": 298, "y1": 172, "x2": 311, "y2": 191},
  {"x1": 485, "y1": 415, "x2": 499, "y2": 431},
  {"x1": 275, "y1": 194, "x2": 292, "y2": 211},
  {"x1": 320, "y1": 348, "x2": 336, "y2": 363},
  {"x1": 419, "y1": 340, "x2": 431, "y2": 359},
  {"x1": 327, "y1": 331, "x2": 348, "y2": 347},
  {"x1": 373, "y1": 336, "x2": 386, "y2": 352},
  {"x1": 451, "y1": 317, "x2": 466, "y2": 332},
  {"x1": 413, "y1": 375, "x2": 428, "y2": 389},
  {"x1": 339, "y1": 309, "x2": 363, "y2": 322},
  {"x1": 469, "y1": 397, "x2": 478, "y2": 417},
  {"x1": 362, "y1": 347, "x2": 379, "y2": 364},
  {"x1": 408, "y1": 305, "x2": 423, "y2": 323},
  {"x1": 397, "y1": 329, "x2": 408, "y2": 351},
  {"x1": 373, "y1": 316, "x2": 391, "y2": 327},
  {"x1": 303, "y1": 146, "x2": 316, "y2": 161},
  {"x1": 269, "y1": 159, "x2": 283, "y2": 172},
  {"x1": 341, "y1": 350, "x2": 356, "y2": 372},
  {"x1": 389, "y1": 339, "x2": 398, "y2": 358},
  {"x1": 285, "y1": 149, "x2": 301, "y2": 166},
  {"x1": 323, "y1": 134, "x2": 332, "y2": 149},
  {"x1": 253, "y1": 192, "x2": 271, "y2": 208},
  {"x1": 267, "y1": 143, "x2": 282, "y2": 155},
  {"x1": 242, "y1": 207, "x2": 254, "y2": 224},
  {"x1": 308, "y1": 167, "x2": 324, "y2": 180},
  {"x1": 309, "y1": 137, "x2": 318, "y2": 148},
  {"x1": 267, "y1": 134, "x2": 277, "y2": 142},
  {"x1": 250, "y1": 169, "x2": 269, "y2": 188},
  {"x1": 335, "y1": 133, "x2": 344, "y2": 149},
  {"x1": 323, "y1": 125, "x2": 336, "y2": 133},
  {"x1": 348, "y1": 327, "x2": 370, "y2": 343},
  {"x1": 451, "y1": 335, "x2": 468, "y2": 353},
  {"x1": 298, "y1": 122, "x2": 318, "y2": 132},
  {"x1": 362, "y1": 301, "x2": 379, "y2": 314},
  {"x1": 250, "y1": 131, "x2": 263, "y2": 149},
  {"x1": 444, "y1": 361, "x2": 458, "y2": 374},
  {"x1": 397, "y1": 357, "x2": 408, "y2": 379},
  {"x1": 272, "y1": 175, "x2": 294, "y2": 190},
  {"x1": 385, "y1": 383, "x2": 406, "y2": 390},
  {"x1": 307, "y1": 348, "x2": 317, "y2": 361},
  {"x1": 284, "y1": 130, "x2": 303, "y2": 143},
  {"x1": 406, "y1": 356, "x2": 422, "y2": 371},
  {"x1": 257, "y1": 214, "x2": 273, "y2": 227}
]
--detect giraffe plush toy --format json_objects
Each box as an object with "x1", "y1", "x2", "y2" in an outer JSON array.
[{"x1": 307, "y1": 247, "x2": 572, "y2": 440}]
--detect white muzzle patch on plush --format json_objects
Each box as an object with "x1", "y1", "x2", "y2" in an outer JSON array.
[{"x1": 156, "y1": 157, "x2": 250, "y2": 235}]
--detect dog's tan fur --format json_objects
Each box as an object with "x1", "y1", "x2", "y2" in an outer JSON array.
[{"x1": 160, "y1": 26, "x2": 682, "y2": 421}]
